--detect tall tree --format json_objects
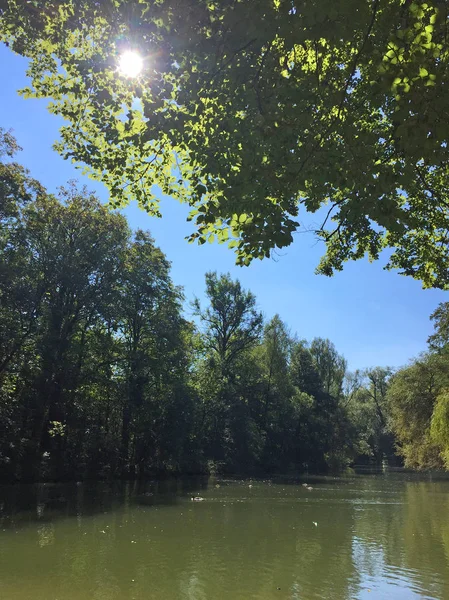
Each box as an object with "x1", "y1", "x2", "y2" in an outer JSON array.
[
  {"x1": 346, "y1": 367, "x2": 394, "y2": 464},
  {"x1": 365, "y1": 367, "x2": 392, "y2": 430},
  {"x1": 20, "y1": 186, "x2": 129, "y2": 479},
  {"x1": 193, "y1": 272, "x2": 263, "y2": 379},
  {"x1": 430, "y1": 390, "x2": 449, "y2": 468},
  {"x1": 388, "y1": 354, "x2": 449, "y2": 469},
  {"x1": 1, "y1": 134, "x2": 195, "y2": 481},
  {"x1": 0, "y1": 128, "x2": 47, "y2": 378},
  {"x1": 193, "y1": 272, "x2": 263, "y2": 469},
  {"x1": 309, "y1": 338, "x2": 347, "y2": 399},
  {"x1": 428, "y1": 302, "x2": 449, "y2": 354},
  {"x1": 117, "y1": 230, "x2": 189, "y2": 477},
  {"x1": 254, "y1": 316, "x2": 295, "y2": 469},
  {"x1": 258, "y1": 315, "x2": 292, "y2": 431},
  {"x1": 290, "y1": 341, "x2": 322, "y2": 397},
  {"x1": 289, "y1": 340, "x2": 353, "y2": 471}
]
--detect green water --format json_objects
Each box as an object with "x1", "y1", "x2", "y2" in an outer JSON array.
[{"x1": 1, "y1": 474, "x2": 449, "y2": 599}]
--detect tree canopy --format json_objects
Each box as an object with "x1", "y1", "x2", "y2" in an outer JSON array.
[
  {"x1": 1, "y1": 0, "x2": 449, "y2": 287},
  {"x1": 387, "y1": 303, "x2": 449, "y2": 470}
]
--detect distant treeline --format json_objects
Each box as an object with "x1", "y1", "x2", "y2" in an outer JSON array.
[{"x1": 1, "y1": 128, "x2": 448, "y2": 482}]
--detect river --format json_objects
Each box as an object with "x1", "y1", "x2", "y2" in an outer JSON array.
[{"x1": 1, "y1": 473, "x2": 448, "y2": 599}]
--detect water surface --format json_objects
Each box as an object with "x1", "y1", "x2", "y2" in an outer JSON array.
[{"x1": 1, "y1": 474, "x2": 449, "y2": 599}]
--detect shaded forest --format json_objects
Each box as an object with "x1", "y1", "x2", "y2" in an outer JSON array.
[{"x1": 1, "y1": 129, "x2": 448, "y2": 482}]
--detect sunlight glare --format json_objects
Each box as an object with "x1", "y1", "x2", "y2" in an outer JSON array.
[{"x1": 118, "y1": 51, "x2": 143, "y2": 78}]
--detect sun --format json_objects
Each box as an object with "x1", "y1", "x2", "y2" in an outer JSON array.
[{"x1": 118, "y1": 51, "x2": 143, "y2": 78}]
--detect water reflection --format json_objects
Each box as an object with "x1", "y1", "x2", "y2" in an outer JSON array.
[
  {"x1": 351, "y1": 477, "x2": 449, "y2": 599},
  {"x1": 0, "y1": 475, "x2": 448, "y2": 599}
]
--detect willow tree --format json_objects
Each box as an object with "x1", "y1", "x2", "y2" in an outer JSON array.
[{"x1": 1, "y1": 0, "x2": 448, "y2": 287}]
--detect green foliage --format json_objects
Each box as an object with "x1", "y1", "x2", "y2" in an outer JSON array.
[
  {"x1": 192, "y1": 273, "x2": 264, "y2": 469},
  {"x1": 386, "y1": 302, "x2": 449, "y2": 470},
  {"x1": 193, "y1": 271, "x2": 263, "y2": 378},
  {"x1": 428, "y1": 302, "x2": 449, "y2": 354},
  {"x1": 388, "y1": 354, "x2": 449, "y2": 469},
  {"x1": 310, "y1": 338, "x2": 347, "y2": 398},
  {"x1": 48, "y1": 421, "x2": 66, "y2": 438},
  {"x1": 1, "y1": 0, "x2": 449, "y2": 287},
  {"x1": 345, "y1": 367, "x2": 395, "y2": 463},
  {"x1": 0, "y1": 129, "x2": 194, "y2": 480},
  {"x1": 430, "y1": 391, "x2": 449, "y2": 468},
  {"x1": 5, "y1": 128, "x2": 449, "y2": 481}
]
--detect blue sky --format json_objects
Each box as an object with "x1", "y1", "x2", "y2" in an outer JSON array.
[{"x1": 1, "y1": 45, "x2": 446, "y2": 371}]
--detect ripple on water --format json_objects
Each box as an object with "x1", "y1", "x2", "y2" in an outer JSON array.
[{"x1": 1, "y1": 476, "x2": 449, "y2": 600}]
